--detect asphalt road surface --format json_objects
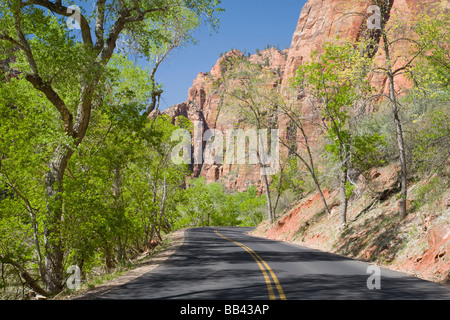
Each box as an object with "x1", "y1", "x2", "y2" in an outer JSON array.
[{"x1": 99, "y1": 227, "x2": 450, "y2": 300}]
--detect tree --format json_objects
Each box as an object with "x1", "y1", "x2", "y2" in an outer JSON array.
[
  {"x1": 270, "y1": 154, "x2": 305, "y2": 216},
  {"x1": 133, "y1": 115, "x2": 192, "y2": 242},
  {"x1": 213, "y1": 54, "x2": 280, "y2": 224},
  {"x1": 0, "y1": 50, "x2": 189, "y2": 296},
  {"x1": 0, "y1": 74, "x2": 59, "y2": 295},
  {"x1": 60, "y1": 58, "x2": 190, "y2": 272},
  {"x1": 175, "y1": 177, "x2": 241, "y2": 228},
  {"x1": 278, "y1": 90, "x2": 331, "y2": 216},
  {"x1": 0, "y1": 0, "x2": 222, "y2": 294},
  {"x1": 292, "y1": 42, "x2": 384, "y2": 227},
  {"x1": 235, "y1": 185, "x2": 266, "y2": 227},
  {"x1": 407, "y1": 6, "x2": 449, "y2": 174},
  {"x1": 356, "y1": 0, "x2": 448, "y2": 218}
]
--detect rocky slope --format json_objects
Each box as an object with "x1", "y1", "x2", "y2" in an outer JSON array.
[{"x1": 252, "y1": 163, "x2": 450, "y2": 285}]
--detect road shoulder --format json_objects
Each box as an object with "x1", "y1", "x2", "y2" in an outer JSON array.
[{"x1": 57, "y1": 229, "x2": 186, "y2": 300}]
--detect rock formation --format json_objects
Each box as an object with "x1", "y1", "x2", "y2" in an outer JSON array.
[
  {"x1": 155, "y1": 0, "x2": 442, "y2": 190},
  {"x1": 153, "y1": 48, "x2": 289, "y2": 191}
]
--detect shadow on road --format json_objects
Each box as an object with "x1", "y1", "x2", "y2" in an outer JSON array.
[{"x1": 98, "y1": 227, "x2": 450, "y2": 300}]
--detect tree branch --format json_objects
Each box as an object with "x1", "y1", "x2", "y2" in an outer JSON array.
[
  {"x1": 1, "y1": 170, "x2": 45, "y2": 282},
  {"x1": 25, "y1": 74, "x2": 74, "y2": 136},
  {"x1": 22, "y1": 0, "x2": 93, "y2": 47},
  {"x1": 9, "y1": 5, "x2": 74, "y2": 136},
  {"x1": 0, "y1": 34, "x2": 25, "y2": 51},
  {"x1": 124, "y1": 6, "x2": 170, "y2": 23},
  {"x1": 144, "y1": 42, "x2": 178, "y2": 117},
  {"x1": 99, "y1": 4, "x2": 170, "y2": 63},
  {"x1": 0, "y1": 255, "x2": 49, "y2": 297},
  {"x1": 392, "y1": 45, "x2": 428, "y2": 76},
  {"x1": 94, "y1": 0, "x2": 107, "y2": 51}
]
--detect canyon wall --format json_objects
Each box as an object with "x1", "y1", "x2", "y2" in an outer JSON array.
[
  {"x1": 154, "y1": 48, "x2": 289, "y2": 190},
  {"x1": 155, "y1": 0, "x2": 441, "y2": 190}
]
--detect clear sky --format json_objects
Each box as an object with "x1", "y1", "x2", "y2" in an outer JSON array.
[{"x1": 155, "y1": 0, "x2": 307, "y2": 111}]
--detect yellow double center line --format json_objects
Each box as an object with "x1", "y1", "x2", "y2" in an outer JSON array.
[{"x1": 214, "y1": 230, "x2": 286, "y2": 300}]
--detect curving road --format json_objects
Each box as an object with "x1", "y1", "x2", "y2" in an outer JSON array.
[{"x1": 99, "y1": 227, "x2": 450, "y2": 300}]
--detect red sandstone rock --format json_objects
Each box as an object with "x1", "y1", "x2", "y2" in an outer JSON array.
[
  {"x1": 428, "y1": 225, "x2": 450, "y2": 248},
  {"x1": 158, "y1": 0, "x2": 441, "y2": 190},
  {"x1": 281, "y1": 0, "x2": 440, "y2": 92}
]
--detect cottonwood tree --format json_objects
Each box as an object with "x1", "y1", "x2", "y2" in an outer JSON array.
[
  {"x1": 0, "y1": 0, "x2": 222, "y2": 294},
  {"x1": 353, "y1": 0, "x2": 448, "y2": 218},
  {"x1": 270, "y1": 154, "x2": 306, "y2": 217},
  {"x1": 292, "y1": 42, "x2": 383, "y2": 227},
  {"x1": 175, "y1": 177, "x2": 243, "y2": 228},
  {"x1": 407, "y1": 9, "x2": 450, "y2": 174}
]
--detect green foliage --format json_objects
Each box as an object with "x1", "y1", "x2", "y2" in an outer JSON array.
[
  {"x1": 271, "y1": 156, "x2": 305, "y2": 197},
  {"x1": 351, "y1": 107, "x2": 398, "y2": 164},
  {"x1": 63, "y1": 106, "x2": 191, "y2": 272},
  {"x1": 1, "y1": 0, "x2": 448, "y2": 298},
  {"x1": 0, "y1": 75, "x2": 58, "y2": 284},
  {"x1": 344, "y1": 181, "x2": 356, "y2": 198},
  {"x1": 0, "y1": 53, "x2": 195, "y2": 294},
  {"x1": 351, "y1": 132, "x2": 387, "y2": 171},
  {"x1": 0, "y1": 0, "x2": 223, "y2": 296},
  {"x1": 409, "y1": 102, "x2": 450, "y2": 174},
  {"x1": 235, "y1": 185, "x2": 267, "y2": 227},
  {"x1": 410, "y1": 5, "x2": 450, "y2": 91},
  {"x1": 174, "y1": 178, "x2": 266, "y2": 228},
  {"x1": 293, "y1": 42, "x2": 385, "y2": 191},
  {"x1": 413, "y1": 173, "x2": 449, "y2": 213}
]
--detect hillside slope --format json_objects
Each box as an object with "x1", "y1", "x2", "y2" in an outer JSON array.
[{"x1": 252, "y1": 163, "x2": 450, "y2": 284}]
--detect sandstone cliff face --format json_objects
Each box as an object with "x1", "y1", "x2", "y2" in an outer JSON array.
[
  {"x1": 157, "y1": 0, "x2": 440, "y2": 189},
  {"x1": 282, "y1": 0, "x2": 441, "y2": 95},
  {"x1": 281, "y1": 0, "x2": 366, "y2": 89},
  {"x1": 155, "y1": 48, "x2": 289, "y2": 190},
  {"x1": 155, "y1": 0, "x2": 448, "y2": 285}
]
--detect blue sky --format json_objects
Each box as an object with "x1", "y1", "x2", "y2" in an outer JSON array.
[
  {"x1": 65, "y1": 0, "x2": 306, "y2": 110},
  {"x1": 155, "y1": 0, "x2": 307, "y2": 110}
]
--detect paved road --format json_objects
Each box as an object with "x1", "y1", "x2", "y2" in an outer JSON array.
[{"x1": 99, "y1": 227, "x2": 450, "y2": 300}]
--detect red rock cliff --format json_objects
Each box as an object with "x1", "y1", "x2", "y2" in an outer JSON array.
[
  {"x1": 155, "y1": 48, "x2": 288, "y2": 190},
  {"x1": 156, "y1": 0, "x2": 442, "y2": 190}
]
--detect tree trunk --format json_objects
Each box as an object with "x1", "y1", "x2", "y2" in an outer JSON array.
[
  {"x1": 256, "y1": 121, "x2": 275, "y2": 224},
  {"x1": 112, "y1": 165, "x2": 127, "y2": 261},
  {"x1": 311, "y1": 173, "x2": 331, "y2": 216},
  {"x1": 104, "y1": 241, "x2": 114, "y2": 272},
  {"x1": 392, "y1": 95, "x2": 408, "y2": 218},
  {"x1": 43, "y1": 144, "x2": 73, "y2": 293},
  {"x1": 262, "y1": 173, "x2": 275, "y2": 224},
  {"x1": 383, "y1": 33, "x2": 408, "y2": 218},
  {"x1": 157, "y1": 175, "x2": 167, "y2": 241},
  {"x1": 339, "y1": 165, "x2": 348, "y2": 227},
  {"x1": 0, "y1": 255, "x2": 49, "y2": 297},
  {"x1": 41, "y1": 78, "x2": 100, "y2": 293},
  {"x1": 339, "y1": 142, "x2": 350, "y2": 228},
  {"x1": 300, "y1": 125, "x2": 331, "y2": 217},
  {"x1": 2, "y1": 172, "x2": 45, "y2": 283},
  {"x1": 280, "y1": 111, "x2": 331, "y2": 216}
]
